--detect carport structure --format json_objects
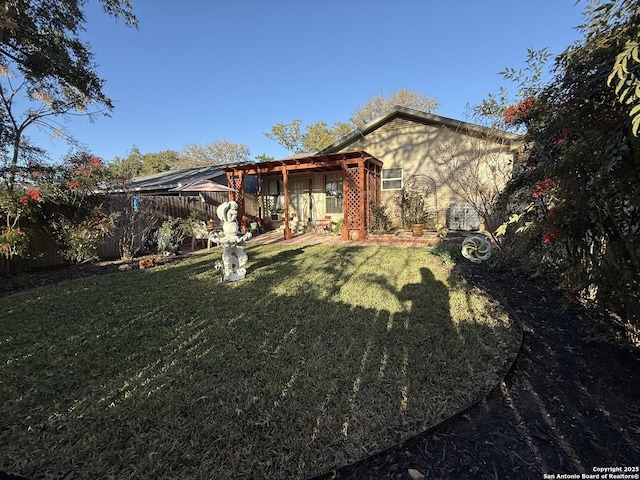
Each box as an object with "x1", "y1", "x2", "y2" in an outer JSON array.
[{"x1": 221, "y1": 151, "x2": 383, "y2": 241}]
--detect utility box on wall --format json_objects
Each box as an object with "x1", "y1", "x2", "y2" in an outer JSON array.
[{"x1": 448, "y1": 203, "x2": 480, "y2": 231}]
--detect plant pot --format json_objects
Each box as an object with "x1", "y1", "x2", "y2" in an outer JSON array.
[{"x1": 411, "y1": 224, "x2": 424, "y2": 237}]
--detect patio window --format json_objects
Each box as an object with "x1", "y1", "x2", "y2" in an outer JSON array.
[
  {"x1": 382, "y1": 168, "x2": 403, "y2": 190},
  {"x1": 266, "y1": 179, "x2": 284, "y2": 216},
  {"x1": 325, "y1": 173, "x2": 343, "y2": 214}
]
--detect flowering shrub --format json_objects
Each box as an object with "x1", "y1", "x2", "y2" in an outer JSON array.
[
  {"x1": 0, "y1": 226, "x2": 29, "y2": 260},
  {"x1": 532, "y1": 178, "x2": 555, "y2": 198},
  {"x1": 0, "y1": 186, "x2": 42, "y2": 266},
  {"x1": 51, "y1": 208, "x2": 118, "y2": 263},
  {"x1": 19, "y1": 188, "x2": 41, "y2": 204},
  {"x1": 504, "y1": 97, "x2": 535, "y2": 124},
  {"x1": 37, "y1": 151, "x2": 119, "y2": 263},
  {"x1": 492, "y1": 11, "x2": 640, "y2": 328},
  {"x1": 542, "y1": 226, "x2": 564, "y2": 245}
]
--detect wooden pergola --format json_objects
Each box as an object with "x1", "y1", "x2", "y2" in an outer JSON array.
[{"x1": 221, "y1": 151, "x2": 383, "y2": 241}]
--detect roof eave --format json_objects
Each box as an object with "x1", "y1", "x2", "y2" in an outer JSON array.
[{"x1": 319, "y1": 106, "x2": 523, "y2": 154}]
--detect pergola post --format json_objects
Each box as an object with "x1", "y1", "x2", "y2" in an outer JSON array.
[
  {"x1": 340, "y1": 162, "x2": 349, "y2": 240},
  {"x1": 282, "y1": 167, "x2": 292, "y2": 240},
  {"x1": 358, "y1": 160, "x2": 366, "y2": 240}
]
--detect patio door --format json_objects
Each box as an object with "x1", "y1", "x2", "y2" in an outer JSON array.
[{"x1": 291, "y1": 177, "x2": 311, "y2": 222}]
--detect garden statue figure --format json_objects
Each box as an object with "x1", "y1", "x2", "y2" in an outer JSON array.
[{"x1": 211, "y1": 201, "x2": 252, "y2": 281}]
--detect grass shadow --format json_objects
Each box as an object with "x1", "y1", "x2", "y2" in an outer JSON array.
[{"x1": 0, "y1": 246, "x2": 520, "y2": 479}]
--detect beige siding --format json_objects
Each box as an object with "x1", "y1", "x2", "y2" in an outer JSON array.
[{"x1": 340, "y1": 118, "x2": 514, "y2": 230}]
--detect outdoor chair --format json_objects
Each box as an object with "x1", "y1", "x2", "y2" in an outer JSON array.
[
  {"x1": 191, "y1": 221, "x2": 211, "y2": 250},
  {"x1": 314, "y1": 215, "x2": 333, "y2": 235}
]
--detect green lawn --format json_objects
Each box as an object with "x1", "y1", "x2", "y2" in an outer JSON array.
[{"x1": 0, "y1": 244, "x2": 520, "y2": 479}]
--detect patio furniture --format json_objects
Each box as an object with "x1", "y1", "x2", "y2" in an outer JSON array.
[
  {"x1": 191, "y1": 221, "x2": 213, "y2": 250},
  {"x1": 314, "y1": 215, "x2": 333, "y2": 235}
]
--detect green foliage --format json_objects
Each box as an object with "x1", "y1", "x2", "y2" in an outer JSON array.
[
  {"x1": 368, "y1": 201, "x2": 391, "y2": 233},
  {"x1": 0, "y1": 225, "x2": 29, "y2": 260},
  {"x1": 331, "y1": 217, "x2": 344, "y2": 236},
  {"x1": 429, "y1": 240, "x2": 462, "y2": 265},
  {"x1": 349, "y1": 89, "x2": 439, "y2": 127},
  {"x1": 0, "y1": 184, "x2": 42, "y2": 265},
  {"x1": 491, "y1": 0, "x2": 640, "y2": 326},
  {"x1": 109, "y1": 147, "x2": 181, "y2": 178},
  {"x1": 38, "y1": 151, "x2": 119, "y2": 263},
  {"x1": 0, "y1": 0, "x2": 136, "y2": 109},
  {"x1": 264, "y1": 119, "x2": 350, "y2": 154},
  {"x1": 264, "y1": 119, "x2": 304, "y2": 153},
  {"x1": 395, "y1": 183, "x2": 432, "y2": 227},
  {"x1": 583, "y1": 0, "x2": 640, "y2": 134},
  {"x1": 156, "y1": 215, "x2": 201, "y2": 255},
  {"x1": 265, "y1": 89, "x2": 439, "y2": 154},
  {"x1": 51, "y1": 208, "x2": 118, "y2": 263},
  {"x1": 180, "y1": 141, "x2": 250, "y2": 167},
  {"x1": 254, "y1": 153, "x2": 275, "y2": 162}
]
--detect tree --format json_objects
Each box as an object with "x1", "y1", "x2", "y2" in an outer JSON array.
[
  {"x1": 0, "y1": 0, "x2": 136, "y2": 193},
  {"x1": 303, "y1": 121, "x2": 351, "y2": 152},
  {"x1": 254, "y1": 153, "x2": 275, "y2": 162},
  {"x1": 179, "y1": 140, "x2": 250, "y2": 167},
  {"x1": 490, "y1": 0, "x2": 640, "y2": 329},
  {"x1": 265, "y1": 119, "x2": 352, "y2": 154},
  {"x1": 141, "y1": 150, "x2": 178, "y2": 173},
  {"x1": 0, "y1": 0, "x2": 136, "y2": 107},
  {"x1": 108, "y1": 146, "x2": 144, "y2": 179},
  {"x1": 265, "y1": 89, "x2": 439, "y2": 154},
  {"x1": 264, "y1": 119, "x2": 303, "y2": 154},
  {"x1": 349, "y1": 89, "x2": 439, "y2": 127},
  {"x1": 109, "y1": 147, "x2": 180, "y2": 178},
  {"x1": 0, "y1": 66, "x2": 81, "y2": 193},
  {"x1": 584, "y1": 0, "x2": 640, "y2": 135}
]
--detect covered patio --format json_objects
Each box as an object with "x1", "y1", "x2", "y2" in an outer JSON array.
[{"x1": 221, "y1": 151, "x2": 383, "y2": 241}]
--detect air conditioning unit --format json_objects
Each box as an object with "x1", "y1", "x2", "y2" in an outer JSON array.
[{"x1": 448, "y1": 203, "x2": 480, "y2": 231}]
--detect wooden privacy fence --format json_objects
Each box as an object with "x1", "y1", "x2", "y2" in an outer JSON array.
[{"x1": 1, "y1": 192, "x2": 229, "y2": 274}]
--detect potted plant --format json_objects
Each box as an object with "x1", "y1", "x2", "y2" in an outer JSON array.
[{"x1": 397, "y1": 183, "x2": 432, "y2": 236}]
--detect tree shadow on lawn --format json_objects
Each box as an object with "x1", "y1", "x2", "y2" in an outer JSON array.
[
  {"x1": 321, "y1": 261, "x2": 640, "y2": 480},
  {"x1": 0, "y1": 245, "x2": 519, "y2": 480}
]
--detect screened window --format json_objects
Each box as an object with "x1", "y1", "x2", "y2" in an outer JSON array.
[
  {"x1": 325, "y1": 173, "x2": 343, "y2": 214},
  {"x1": 382, "y1": 168, "x2": 403, "y2": 190}
]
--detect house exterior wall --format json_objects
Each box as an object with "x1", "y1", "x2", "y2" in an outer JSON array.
[
  {"x1": 260, "y1": 173, "x2": 344, "y2": 225},
  {"x1": 337, "y1": 117, "x2": 515, "y2": 231}
]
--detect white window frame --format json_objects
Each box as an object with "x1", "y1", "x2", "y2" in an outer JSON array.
[
  {"x1": 324, "y1": 173, "x2": 343, "y2": 214},
  {"x1": 381, "y1": 168, "x2": 403, "y2": 191}
]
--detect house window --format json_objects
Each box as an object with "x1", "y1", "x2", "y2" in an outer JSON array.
[
  {"x1": 325, "y1": 173, "x2": 343, "y2": 214},
  {"x1": 382, "y1": 168, "x2": 403, "y2": 190}
]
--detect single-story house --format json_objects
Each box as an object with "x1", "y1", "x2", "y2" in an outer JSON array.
[{"x1": 222, "y1": 106, "x2": 522, "y2": 240}]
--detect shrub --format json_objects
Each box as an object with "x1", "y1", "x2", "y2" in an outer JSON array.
[{"x1": 368, "y1": 201, "x2": 391, "y2": 233}]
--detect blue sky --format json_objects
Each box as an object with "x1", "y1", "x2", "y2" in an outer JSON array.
[{"x1": 31, "y1": 1, "x2": 586, "y2": 163}]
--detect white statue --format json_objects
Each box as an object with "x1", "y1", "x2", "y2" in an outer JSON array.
[{"x1": 211, "y1": 201, "x2": 252, "y2": 281}]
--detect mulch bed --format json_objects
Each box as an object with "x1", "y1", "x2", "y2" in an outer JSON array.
[{"x1": 1, "y1": 259, "x2": 639, "y2": 480}]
